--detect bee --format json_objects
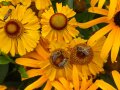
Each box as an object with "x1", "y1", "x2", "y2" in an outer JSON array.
[
  {"x1": 4, "y1": 9, "x2": 12, "y2": 21},
  {"x1": 52, "y1": 51, "x2": 62, "y2": 61},
  {"x1": 77, "y1": 46, "x2": 90, "y2": 56},
  {"x1": 58, "y1": 58, "x2": 67, "y2": 67},
  {"x1": 51, "y1": 50, "x2": 68, "y2": 67}
]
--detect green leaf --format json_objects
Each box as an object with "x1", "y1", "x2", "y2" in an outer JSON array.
[
  {"x1": 0, "y1": 55, "x2": 13, "y2": 64},
  {"x1": 18, "y1": 66, "x2": 28, "y2": 78},
  {"x1": 67, "y1": 0, "x2": 73, "y2": 8},
  {"x1": 0, "y1": 64, "x2": 9, "y2": 83},
  {"x1": 1, "y1": 1, "x2": 11, "y2": 6}
]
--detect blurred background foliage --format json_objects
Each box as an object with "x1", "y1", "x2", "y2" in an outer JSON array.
[{"x1": 0, "y1": 0, "x2": 118, "y2": 90}]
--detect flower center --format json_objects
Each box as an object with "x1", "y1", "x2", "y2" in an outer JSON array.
[
  {"x1": 50, "y1": 49, "x2": 69, "y2": 69},
  {"x1": 4, "y1": 19, "x2": 24, "y2": 38},
  {"x1": 70, "y1": 44, "x2": 93, "y2": 65},
  {"x1": 49, "y1": 13, "x2": 67, "y2": 30},
  {"x1": 114, "y1": 11, "x2": 120, "y2": 26}
]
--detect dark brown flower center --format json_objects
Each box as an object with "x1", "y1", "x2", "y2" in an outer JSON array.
[
  {"x1": 114, "y1": 11, "x2": 120, "y2": 26},
  {"x1": 50, "y1": 49, "x2": 69, "y2": 69},
  {"x1": 70, "y1": 44, "x2": 93, "y2": 65},
  {"x1": 4, "y1": 19, "x2": 24, "y2": 38},
  {"x1": 49, "y1": 13, "x2": 67, "y2": 30}
]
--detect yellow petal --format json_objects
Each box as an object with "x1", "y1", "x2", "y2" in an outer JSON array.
[
  {"x1": 65, "y1": 65, "x2": 72, "y2": 80},
  {"x1": 57, "y1": 31, "x2": 64, "y2": 42},
  {"x1": 59, "y1": 77, "x2": 71, "y2": 90},
  {"x1": 98, "y1": 0, "x2": 105, "y2": 8},
  {"x1": 35, "y1": 0, "x2": 51, "y2": 10},
  {"x1": 21, "y1": 35, "x2": 33, "y2": 52},
  {"x1": 92, "y1": 53, "x2": 104, "y2": 68},
  {"x1": 0, "y1": 21, "x2": 5, "y2": 28},
  {"x1": 80, "y1": 78, "x2": 94, "y2": 90},
  {"x1": 65, "y1": 6, "x2": 76, "y2": 18},
  {"x1": 36, "y1": 43, "x2": 50, "y2": 60},
  {"x1": 20, "y1": 0, "x2": 31, "y2": 7},
  {"x1": 41, "y1": 7, "x2": 54, "y2": 20},
  {"x1": 56, "y1": 3, "x2": 62, "y2": 13},
  {"x1": 90, "y1": 0, "x2": 98, "y2": 7},
  {"x1": 25, "y1": 76, "x2": 48, "y2": 90},
  {"x1": 88, "y1": 62, "x2": 98, "y2": 75},
  {"x1": 22, "y1": 8, "x2": 34, "y2": 24},
  {"x1": 112, "y1": 70, "x2": 120, "y2": 89},
  {"x1": 91, "y1": 36, "x2": 106, "y2": 51},
  {"x1": 17, "y1": 38, "x2": 26, "y2": 56},
  {"x1": 88, "y1": 83, "x2": 98, "y2": 90},
  {"x1": 88, "y1": 23, "x2": 112, "y2": 46},
  {"x1": 1, "y1": 36, "x2": 11, "y2": 54},
  {"x1": 17, "y1": 5, "x2": 27, "y2": 21},
  {"x1": 73, "y1": 65, "x2": 79, "y2": 90},
  {"x1": 10, "y1": 39, "x2": 16, "y2": 56},
  {"x1": 52, "y1": 81, "x2": 66, "y2": 90},
  {"x1": 67, "y1": 25, "x2": 79, "y2": 37},
  {"x1": 16, "y1": 58, "x2": 41, "y2": 68},
  {"x1": 101, "y1": 29, "x2": 116, "y2": 60},
  {"x1": 0, "y1": 85, "x2": 7, "y2": 90},
  {"x1": 68, "y1": 18, "x2": 78, "y2": 26},
  {"x1": 43, "y1": 80, "x2": 52, "y2": 90},
  {"x1": 48, "y1": 68, "x2": 56, "y2": 81},
  {"x1": 27, "y1": 69, "x2": 44, "y2": 78},
  {"x1": 95, "y1": 80, "x2": 116, "y2": 90},
  {"x1": 111, "y1": 29, "x2": 120, "y2": 62},
  {"x1": 81, "y1": 65, "x2": 89, "y2": 79},
  {"x1": 42, "y1": 25, "x2": 51, "y2": 37},
  {"x1": 46, "y1": 30, "x2": 54, "y2": 41},
  {"x1": 78, "y1": 17, "x2": 107, "y2": 29},
  {"x1": 108, "y1": 0, "x2": 117, "y2": 19},
  {"x1": 24, "y1": 51, "x2": 43, "y2": 60},
  {"x1": 63, "y1": 30, "x2": 72, "y2": 43},
  {"x1": 89, "y1": 7, "x2": 108, "y2": 15}
]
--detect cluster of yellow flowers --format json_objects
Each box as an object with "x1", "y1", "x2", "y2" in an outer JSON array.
[{"x1": 0, "y1": 0, "x2": 120, "y2": 90}]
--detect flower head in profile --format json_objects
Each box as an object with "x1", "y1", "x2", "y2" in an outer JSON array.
[
  {"x1": 96, "y1": 70, "x2": 120, "y2": 90},
  {"x1": 0, "y1": 5, "x2": 40, "y2": 56},
  {"x1": 79, "y1": 1, "x2": 120, "y2": 62},
  {"x1": 41, "y1": 3, "x2": 79, "y2": 43},
  {"x1": 69, "y1": 37, "x2": 106, "y2": 79},
  {"x1": 16, "y1": 39, "x2": 73, "y2": 90}
]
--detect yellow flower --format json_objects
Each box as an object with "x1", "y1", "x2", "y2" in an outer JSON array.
[
  {"x1": 95, "y1": 70, "x2": 120, "y2": 90},
  {"x1": 0, "y1": 85, "x2": 7, "y2": 90},
  {"x1": 69, "y1": 37, "x2": 106, "y2": 79},
  {"x1": 90, "y1": 0, "x2": 106, "y2": 8},
  {"x1": 16, "y1": 40, "x2": 73, "y2": 90},
  {"x1": 33, "y1": 0, "x2": 51, "y2": 10},
  {"x1": 41, "y1": 3, "x2": 79, "y2": 43},
  {"x1": 0, "y1": 5, "x2": 40, "y2": 56},
  {"x1": 79, "y1": 1, "x2": 120, "y2": 62}
]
